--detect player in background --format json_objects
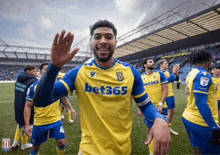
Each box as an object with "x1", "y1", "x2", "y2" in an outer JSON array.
[
  {"x1": 183, "y1": 50, "x2": 220, "y2": 154},
  {"x1": 34, "y1": 20, "x2": 172, "y2": 155},
  {"x1": 138, "y1": 58, "x2": 169, "y2": 155},
  {"x1": 24, "y1": 62, "x2": 77, "y2": 155},
  {"x1": 159, "y1": 59, "x2": 179, "y2": 136},
  {"x1": 210, "y1": 63, "x2": 220, "y2": 110},
  {"x1": 11, "y1": 65, "x2": 38, "y2": 151},
  {"x1": 57, "y1": 70, "x2": 74, "y2": 124}
]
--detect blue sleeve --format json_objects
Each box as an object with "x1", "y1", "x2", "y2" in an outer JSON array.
[
  {"x1": 26, "y1": 83, "x2": 36, "y2": 102},
  {"x1": 139, "y1": 101, "x2": 168, "y2": 122},
  {"x1": 159, "y1": 72, "x2": 168, "y2": 85},
  {"x1": 193, "y1": 74, "x2": 219, "y2": 130},
  {"x1": 167, "y1": 72, "x2": 176, "y2": 83},
  {"x1": 34, "y1": 63, "x2": 66, "y2": 107}
]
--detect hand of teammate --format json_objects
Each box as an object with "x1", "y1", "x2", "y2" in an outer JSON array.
[
  {"x1": 158, "y1": 106, "x2": 163, "y2": 113},
  {"x1": 145, "y1": 118, "x2": 172, "y2": 155},
  {"x1": 70, "y1": 108, "x2": 77, "y2": 119},
  {"x1": 138, "y1": 108, "x2": 143, "y2": 117},
  {"x1": 210, "y1": 129, "x2": 220, "y2": 145},
  {"x1": 51, "y1": 30, "x2": 80, "y2": 68},
  {"x1": 25, "y1": 125, "x2": 32, "y2": 137}
]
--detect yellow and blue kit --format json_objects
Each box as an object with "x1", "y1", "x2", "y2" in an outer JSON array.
[
  {"x1": 182, "y1": 67, "x2": 220, "y2": 154},
  {"x1": 162, "y1": 70, "x2": 179, "y2": 110},
  {"x1": 26, "y1": 81, "x2": 65, "y2": 145},
  {"x1": 141, "y1": 71, "x2": 168, "y2": 127},
  {"x1": 212, "y1": 77, "x2": 220, "y2": 110},
  {"x1": 34, "y1": 59, "x2": 167, "y2": 155}
]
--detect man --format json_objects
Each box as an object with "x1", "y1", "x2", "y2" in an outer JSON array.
[
  {"x1": 138, "y1": 58, "x2": 169, "y2": 155},
  {"x1": 159, "y1": 59, "x2": 179, "y2": 136},
  {"x1": 11, "y1": 65, "x2": 37, "y2": 150},
  {"x1": 183, "y1": 50, "x2": 220, "y2": 154},
  {"x1": 57, "y1": 70, "x2": 74, "y2": 124},
  {"x1": 34, "y1": 20, "x2": 172, "y2": 155},
  {"x1": 211, "y1": 63, "x2": 220, "y2": 110},
  {"x1": 24, "y1": 62, "x2": 77, "y2": 155}
]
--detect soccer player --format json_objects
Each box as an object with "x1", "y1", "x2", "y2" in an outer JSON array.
[
  {"x1": 138, "y1": 58, "x2": 169, "y2": 155},
  {"x1": 183, "y1": 50, "x2": 220, "y2": 154},
  {"x1": 211, "y1": 63, "x2": 220, "y2": 110},
  {"x1": 24, "y1": 62, "x2": 77, "y2": 155},
  {"x1": 34, "y1": 20, "x2": 172, "y2": 155},
  {"x1": 11, "y1": 65, "x2": 37, "y2": 151},
  {"x1": 159, "y1": 59, "x2": 179, "y2": 135}
]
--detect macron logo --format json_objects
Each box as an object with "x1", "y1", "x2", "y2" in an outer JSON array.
[{"x1": 90, "y1": 71, "x2": 96, "y2": 77}]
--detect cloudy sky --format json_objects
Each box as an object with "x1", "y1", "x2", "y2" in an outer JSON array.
[{"x1": 0, "y1": 0, "x2": 219, "y2": 52}]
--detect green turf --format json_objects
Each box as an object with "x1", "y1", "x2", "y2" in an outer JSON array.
[{"x1": 0, "y1": 83, "x2": 195, "y2": 154}]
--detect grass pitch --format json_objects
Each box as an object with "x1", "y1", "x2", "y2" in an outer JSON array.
[{"x1": 0, "y1": 83, "x2": 195, "y2": 154}]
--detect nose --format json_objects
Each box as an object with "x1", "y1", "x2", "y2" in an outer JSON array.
[{"x1": 99, "y1": 36, "x2": 107, "y2": 44}]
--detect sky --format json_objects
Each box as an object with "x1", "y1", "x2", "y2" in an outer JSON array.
[{"x1": 0, "y1": 0, "x2": 219, "y2": 53}]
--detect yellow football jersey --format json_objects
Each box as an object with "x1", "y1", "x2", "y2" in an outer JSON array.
[
  {"x1": 26, "y1": 81, "x2": 61, "y2": 126},
  {"x1": 141, "y1": 71, "x2": 168, "y2": 108},
  {"x1": 212, "y1": 77, "x2": 220, "y2": 100},
  {"x1": 183, "y1": 68, "x2": 219, "y2": 127},
  {"x1": 60, "y1": 59, "x2": 149, "y2": 155}
]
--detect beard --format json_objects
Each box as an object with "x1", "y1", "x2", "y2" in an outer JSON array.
[
  {"x1": 148, "y1": 66, "x2": 154, "y2": 70},
  {"x1": 93, "y1": 49, "x2": 114, "y2": 62}
]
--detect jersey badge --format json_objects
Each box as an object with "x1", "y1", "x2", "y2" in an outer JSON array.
[
  {"x1": 90, "y1": 71, "x2": 96, "y2": 77},
  {"x1": 200, "y1": 77, "x2": 209, "y2": 86},
  {"x1": 116, "y1": 72, "x2": 124, "y2": 81},
  {"x1": 153, "y1": 75, "x2": 157, "y2": 79}
]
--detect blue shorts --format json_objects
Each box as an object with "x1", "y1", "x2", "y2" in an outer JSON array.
[
  {"x1": 218, "y1": 100, "x2": 220, "y2": 111},
  {"x1": 166, "y1": 96, "x2": 175, "y2": 110},
  {"x1": 144, "y1": 108, "x2": 168, "y2": 128},
  {"x1": 31, "y1": 120, "x2": 65, "y2": 145},
  {"x1": 182, "y1": 117, "x2": 220, "y2": 154}
]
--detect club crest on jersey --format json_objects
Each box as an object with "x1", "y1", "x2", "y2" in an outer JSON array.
[
  {"x1": 154, "y1": 75, "x2": 157, "y2": 79},
  {"x1": 200, "y1": 77, "x2": 209, "y2": 86},
  {"x1": 90, "y1": 71, "x2": 96, "y2": 77},
  {"x1": 116, "y1": 72, "x2": 124, "y2": 81}
]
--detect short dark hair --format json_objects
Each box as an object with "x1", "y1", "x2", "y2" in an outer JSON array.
[
  {"x1": 90, "y1": 20, "x2": 117, "y2": 38},
  {"x1": 210, "y1": 63, "x2": 220, "y2": 70},
  {"x1": 190, "y1": 50, "x2": 212, "y2": 65},
  {"x1": 39, "y1": 62, "x2": 49, "y2": 71},
  {"x1": 143, "y1": 58, "x2": 153, "y2": 69},
  {"x1": 24, "y1": 65, "x2": 36, "y2": 72}
]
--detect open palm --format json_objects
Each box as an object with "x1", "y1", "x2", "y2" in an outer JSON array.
[{"x1": 51, "y1": 30, "x2": 80, "y2": 68}]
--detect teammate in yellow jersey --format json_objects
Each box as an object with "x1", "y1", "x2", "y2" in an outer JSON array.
[
  {"x1": 211, "y1": 63, "x2": 220, "y2": 110},
  {"x1": 24, "y1": 62, "x2": 77, "y2": 155},
  {"x1": 159, "y1": 59, "x2": 179, "y2": 136},
  {"x1": 138, "y1": 58, "x2": 169, "y2": 155},
  {"x1": 34, "y1": 20, "x2": 172, "y2": 155},
  {"x1": 183, "y1": 50, "x2": 220, "y2": 154}
]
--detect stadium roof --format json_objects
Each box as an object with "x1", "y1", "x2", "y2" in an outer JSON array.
[
  {"x1": 115, "y1": 2, "x2": 220, "y2": 62},
  {"x1": 0, "y1": 39, "x2": 92, "y2": 66}
]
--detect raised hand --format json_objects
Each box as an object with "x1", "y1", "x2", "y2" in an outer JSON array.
[{"x1": 51, "y1": 30, "x2": 80, "y2": 68}]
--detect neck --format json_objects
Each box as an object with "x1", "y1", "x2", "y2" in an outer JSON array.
[
  {"x1": 160, "y1": 68, "x2": 166, "y2": 71},
  {"x1": 146, "y1": 69, "x2": 153, "y2": 75},
  {"x1": 197, "y1": 64, "x2": 209, "y2": 71},
  {"x1": 214, "y1": 74, "x2": 220, "y2": 78},
  {"x1": 96, "y1": 57, "x2": 114, "y2": 68}
]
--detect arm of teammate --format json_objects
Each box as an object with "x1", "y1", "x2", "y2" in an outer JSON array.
[
  {"x1": 193, "y1": 76, "x2": 219, "y2": 130},
  {"x1": 158, "y1": 72, "x2": 169, "y2": 113},
  {"x1": 24, "y1": 101, "x2": 33, "y2": 137},
  {"x1": 34, "y1": 31, "x2": 80, "y2": 106},
  {"x1": 61, "y1": 97, "x2": 77, "y2": 119},
  {"x1": 131, "y1": 65, "x2": 171, "y2": 155}
]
